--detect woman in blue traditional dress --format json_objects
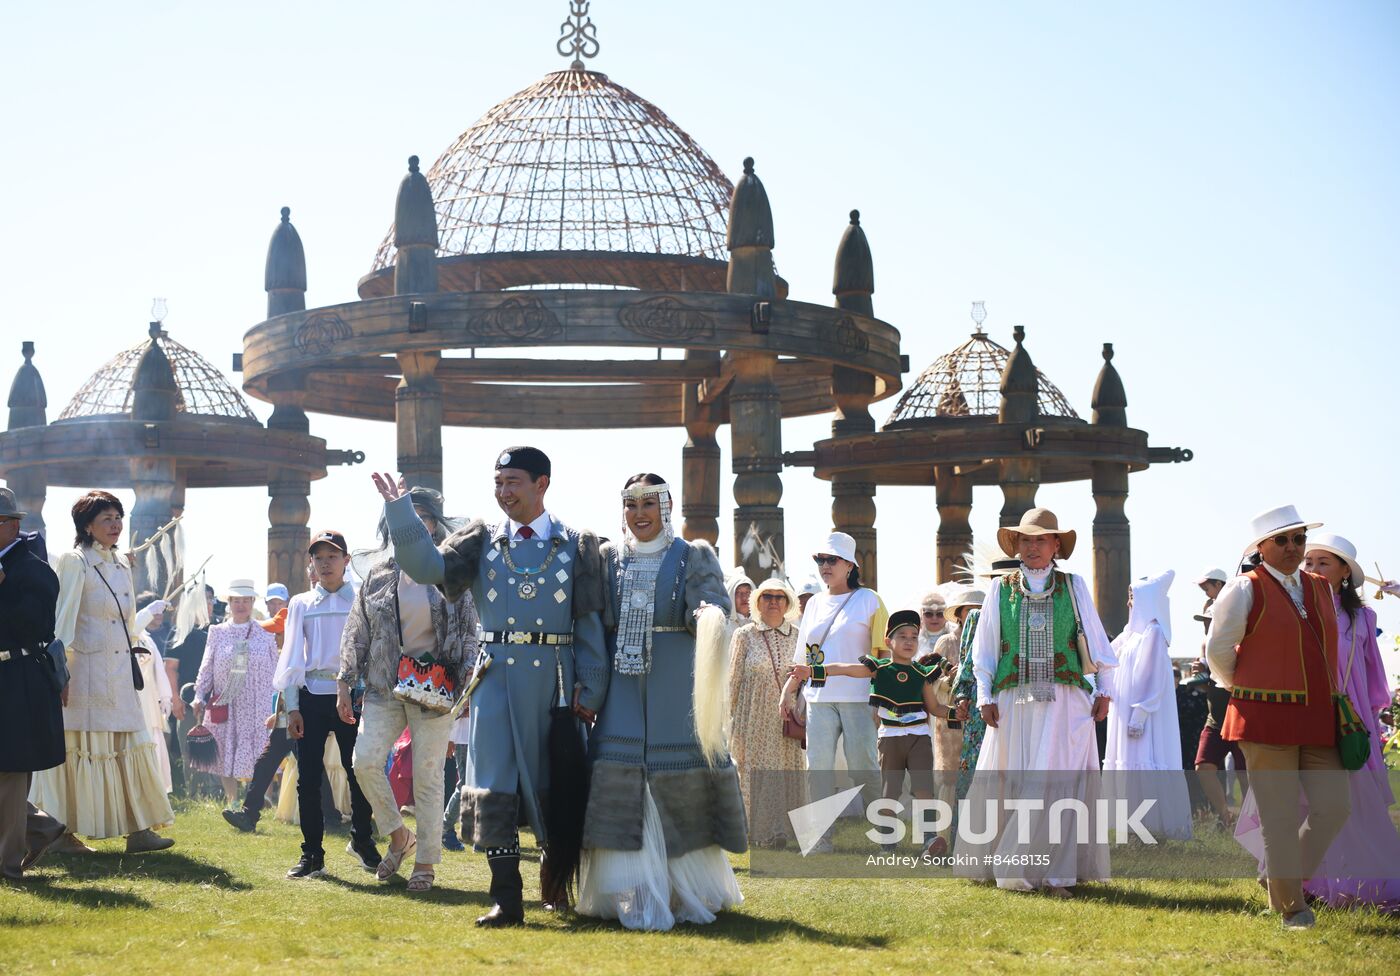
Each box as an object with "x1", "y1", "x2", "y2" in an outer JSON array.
[{"x1": 576, "y1": 473, "x2": 747, "y2": 930}]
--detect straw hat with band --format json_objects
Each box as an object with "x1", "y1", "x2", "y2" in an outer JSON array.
[
  {"x1": 1304, "y1": 532, "x2": 1364, "y2": 590},
  {"x1": 996, "y1": 507, "x2": 1077, "y2": 560},
  {"x1": 224, "y1": 579, "x2": 258, "y2": 600}
]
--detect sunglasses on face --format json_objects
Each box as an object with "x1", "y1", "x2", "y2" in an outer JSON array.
[
  {"x1": 922, "y1": 610, "x2": 944, "y2": 618},
  {"x1": 812, "y1": 555, "x2": 842, "y2": 566},
  {"x1": 1270, "y1": 532, "x2": 1307, "y2": 547}
]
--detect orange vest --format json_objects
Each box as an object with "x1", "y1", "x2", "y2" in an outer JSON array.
[{"x1": 1229, "y1": 567, "x2": 1337, "y2": 705}]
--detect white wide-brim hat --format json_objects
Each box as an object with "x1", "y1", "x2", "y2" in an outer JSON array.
[
  {"x1": 749, "y1": 576, "x2": 801, "y2": 624},
  {"x1": 1194, "y1": 568, "x2": 1229, "y2": 585},
  {"x1": 996, "y1": 508, "x2": 1076, "y2": 560},
  {"x1": 945, "y1": 587, "x2": 987, "y2": 612},
  {"x1": 1304, "y1": 532, "x2": 1364, "y2": 589},
  {"x1": 815, "y1": 531, "x2": 859, "y2": 567},
  {"x1": 1244, "y1": 504, "x2": 1322, "y2": 555},
  {"x1": 225, "y1": 578, "x2": 258, "y2": 599}
]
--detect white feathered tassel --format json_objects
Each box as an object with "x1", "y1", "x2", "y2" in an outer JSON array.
[
  {"x1": 159, "y1": 531, "x2": 175, "y2": 588},
  {"x1": 144, "y1": 544, "x2": 161, "y2": 590},
  {"x1": 692, "y1": 604, "x2": 731, "y2": 767}
]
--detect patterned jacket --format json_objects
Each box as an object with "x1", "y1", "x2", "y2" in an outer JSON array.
[{"x1": 339, "y1": 557, "x2": 480, "y2": 703}]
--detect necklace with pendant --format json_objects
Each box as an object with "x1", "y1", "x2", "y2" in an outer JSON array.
[
  {"x1": 1012, "y1": 570, "x2": 1056, "y2": 632},
  {"x1": 500, "y1": 537, "x2": 563, "y2": 600}
]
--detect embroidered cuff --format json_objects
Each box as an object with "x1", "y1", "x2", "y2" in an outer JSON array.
[{"x1": 809, "y1": 664, "x2": 827, "y2": 687}]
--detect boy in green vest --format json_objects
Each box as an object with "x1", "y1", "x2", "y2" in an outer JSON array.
[{"x1": 794, "y1": 609, "x2": 959, "y2": 854}]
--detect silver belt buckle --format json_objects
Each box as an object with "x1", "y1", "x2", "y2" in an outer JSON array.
[{"x1": 508, "y1": 631, "x2": 530, "y2": 645}]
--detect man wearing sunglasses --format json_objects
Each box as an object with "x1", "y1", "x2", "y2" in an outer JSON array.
[{"x1": 1205, "y1": 505, "x2": 1348, "y2": 930}]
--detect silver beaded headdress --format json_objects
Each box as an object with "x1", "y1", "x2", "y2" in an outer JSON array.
[{"x1": 620, "y1": 480, "x2": 674, "y2": 551}]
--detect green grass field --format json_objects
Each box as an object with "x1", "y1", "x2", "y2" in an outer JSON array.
[{"x1": 2, "y1": 799, "x2": 1396, "y2": 976}]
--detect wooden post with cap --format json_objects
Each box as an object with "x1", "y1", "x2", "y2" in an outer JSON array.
[
  {"x1": 726, "y1": 157, "x2": 784, "y2": 581},
  {"x1": 830, "y1": 209, "x2": 878, "y2": 585},
  {"x1": 1091, "y1": 342, "x2": 1131, "y2": 635},
  {"x1": 393, "y1": 155, "x2": 444, "y2": 493}
]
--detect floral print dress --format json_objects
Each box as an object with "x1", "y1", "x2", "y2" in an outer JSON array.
[
  {"x1": 192, "y1": 621, "x2": 278, "y2": 779},
  {"x1": 727, "y1": 620, "x2": 806, "y2": 847}
]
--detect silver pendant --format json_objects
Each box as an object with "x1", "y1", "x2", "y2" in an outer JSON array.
[
  {"x1": 518, "y1": 580, "x2": 539, "y2": 600},
  {"x1": 1029, "y1": 611, "x2": 1048, "y2": 632}
]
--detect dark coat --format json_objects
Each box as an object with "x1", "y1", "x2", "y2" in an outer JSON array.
[{"x1": 0, "y1": 533, "x2": 64, "y2": 772}]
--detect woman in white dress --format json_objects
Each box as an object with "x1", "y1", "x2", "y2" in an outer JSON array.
[
  {"x1": 30, "y1": 491, "x2": 174, "y2": 853},
  {"x1": 1103, "y1": 570, "x2": 1194, "y2": 840}
]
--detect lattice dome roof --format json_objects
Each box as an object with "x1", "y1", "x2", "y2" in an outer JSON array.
[
  {"x1": 371, "y1": 68, "x2": 734, "y2": 270},
  {"x1": 884, "y1": 330, "x2": 1079, "y2": 427},
  {"x1": 58, "y1": 328, "x2": 258, "y2": 423}
]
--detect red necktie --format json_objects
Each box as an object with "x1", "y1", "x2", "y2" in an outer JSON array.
[{"x1": 517, "y1": 526, "x2": 534, "y2": 540}]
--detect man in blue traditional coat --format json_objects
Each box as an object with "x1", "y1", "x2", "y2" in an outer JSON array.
[{"x1": 377, "y1": 446, "x2": 607, "y2": 926}]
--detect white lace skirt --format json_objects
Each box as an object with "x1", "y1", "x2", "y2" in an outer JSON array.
[{"x1": 577, "y1": 781, "x2": 743, "y2": 930}]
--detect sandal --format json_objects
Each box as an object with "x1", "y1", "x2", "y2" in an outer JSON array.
[
  {"x1": 407, "y1": 869, "x2": 434, "y2": 893},
  {"x1": 376, "y1": 833, "x2": 417, "y2": 882}
]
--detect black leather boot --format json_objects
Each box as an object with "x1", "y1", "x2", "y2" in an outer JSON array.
[{"x1": 476, "y1": 853, "x2": 525, "y2": 927}]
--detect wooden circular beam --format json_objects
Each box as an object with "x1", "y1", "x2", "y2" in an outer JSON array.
[{"x1": 241, "y1": 289, "x2": 903, "y2": 430}]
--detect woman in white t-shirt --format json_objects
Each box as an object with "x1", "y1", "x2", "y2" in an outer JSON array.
[{"x1": 780, "y1": 531, "x2": 887, "y2": 852}]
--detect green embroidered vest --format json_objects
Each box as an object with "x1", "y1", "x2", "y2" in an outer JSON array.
[
  {"x1": 992, "y1": 571, "x2": 1092, "y2": 695},
  {"x1": 860, "y1": 656, "x2": 933, "y2": 712}
]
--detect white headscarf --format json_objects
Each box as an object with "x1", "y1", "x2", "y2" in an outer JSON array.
[{"x1": 1125, "y1": 569, "x2": 1174, "y2": 646}]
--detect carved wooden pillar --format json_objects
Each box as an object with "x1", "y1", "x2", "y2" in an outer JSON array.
[
  {"x1": 726, "y1": 156, "x2": 783, "y2": 580},
  {"x1": 396, "y1": 350, "x2": 443, "y2": 493},
  {"x1": 5, "y1": 341, "x2": 48, "y2": 536},
  {"x1": 681, "y1": 363, "x2": 721, "y2": 547},
  {"x1": 934, "y1": 467, "x2": 973, "y2": 583},
  {"x1": 129, "y1": 457, "x2": 177, "y2": 595},
  {"x1": 998, "y1": 458, "x2": 1040, "y2": 527},
  {"x1": 831, "y1": 368, "x2": 877, "y2": 586},
  {"x1": 4, "y1": 471, "x2": 46, "y2": 538},
  {"x1": 267, "y1": 392, "x2": 312, "y2": 597},
  {"x1": 1092, "y1": 462, "x2": 1131, "y2": 636},
  {"x1": 730, "y1": 353, "x2": 784, "y2": 582},
  {"x1": 828, "y1": 209, "x2": 878, "y2": 583}
]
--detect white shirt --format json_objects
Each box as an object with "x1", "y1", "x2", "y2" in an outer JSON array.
[
  {"x1": 274, "y1": 580, "x2": 357, "y2": 709},
  {"x1": 1204, "y1": 562, "x2": 1304, "y2": 691},
  {"x1": 507, "y1": 511, "x2": 553, "y2": 541},
  {"x1": 792, "y1": 587, "x2": 888, "y2": 704},
  {"x1": 973, "y1": 566, "x2": 1117, "y2": 703}
]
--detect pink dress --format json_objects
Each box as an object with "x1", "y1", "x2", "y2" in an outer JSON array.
[
  {"x1": 192, "y1": 621, "x2": 279, "y2": 779},
  {"x1": 1236, "y1": 599, "x2": 1400, "y2": 912}
]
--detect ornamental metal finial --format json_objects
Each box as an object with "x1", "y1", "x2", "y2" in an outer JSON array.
[
  {"x1": 970, "y1": 300, "x2": 987, "y2": 334},
  {"x1": 557, "y1": 1, "x2": 600, "y2": 70}
]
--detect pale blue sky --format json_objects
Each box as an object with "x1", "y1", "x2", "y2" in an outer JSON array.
[{"x1": 3, "y1": 1, "x2": 1398, "y2": 672}]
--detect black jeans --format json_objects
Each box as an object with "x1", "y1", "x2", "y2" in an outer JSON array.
[
  {"x1": 242, "y1": 726, "x2": 339, "y2": 822},
  {"x1": 294, "y1": 690, "x2": 373, "y2": 856}
]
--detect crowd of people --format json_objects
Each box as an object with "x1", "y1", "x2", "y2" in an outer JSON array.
[{"x1": 3, "y1": 465, "x2": 1399, "y2": 933}]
